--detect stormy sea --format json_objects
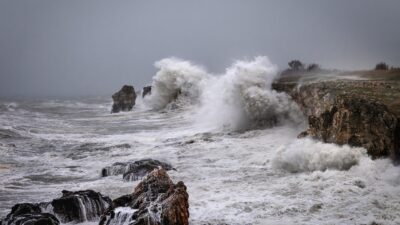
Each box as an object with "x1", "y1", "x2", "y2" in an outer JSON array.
[{"x1": 1, "y1": 57, "x2": 400, "y2": 225}]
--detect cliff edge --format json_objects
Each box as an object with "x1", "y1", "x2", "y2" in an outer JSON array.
[{"x1": 273, "y1": 71, "x2": 400, "y2": 161}]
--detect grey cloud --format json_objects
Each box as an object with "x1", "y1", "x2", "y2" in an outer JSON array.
[{"x1": 0, "y1": 0, "x2": 399, "y2": 97}]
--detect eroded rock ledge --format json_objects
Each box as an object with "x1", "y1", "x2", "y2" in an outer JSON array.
[
  {"x1": 100, "y1": 168, "x2": 189, "y2": 225},
  {"x1": 273, "y1": 80, "x2": 400, "y2": 160}
]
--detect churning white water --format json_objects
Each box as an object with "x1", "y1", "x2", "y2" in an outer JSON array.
[{"x1": 1, "y1": 56, "x2": 400, "y2": 225}]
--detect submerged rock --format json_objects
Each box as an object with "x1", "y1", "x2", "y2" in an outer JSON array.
[
  {"x1": 1, "y1": 203, "x2": 59, "y2": 225},
  {"x1": 100, "y1": 168, "x2": 189, "y2": 225},
  {"x1": 111, "y1": 85, "x2": 137, "y2": 113},
  {"x1": 142, "y1": 86, "x2": 151, "y2": 98},
  {"x1": 51, "y1": 190, "x2": 111, "y2": 223},
  {"x1": 101, "y1": 159, "x2": 174, "y2": 181}
]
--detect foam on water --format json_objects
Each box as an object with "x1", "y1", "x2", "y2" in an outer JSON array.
[
  {"x1": 272, "y1": 138, "x2": 367, "y2": 172},
  {"x1": 1, "y1": 56, "x2": 400, "y2": 225}
]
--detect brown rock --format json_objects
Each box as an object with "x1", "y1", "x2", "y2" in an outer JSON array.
[
  {"x1": 273, "y1": 80, "x2": 400, "y2": 160},
  {"x1": 302, "y1": 97, "x2": 400, "y2": 159},
  {"x1": 100, "y1": 168, "x2": 189, "y2": 225}
]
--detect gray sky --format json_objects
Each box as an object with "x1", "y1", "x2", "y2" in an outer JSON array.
[{"x1": 0, "y1": 0, "x2": 399, "y2": 98}]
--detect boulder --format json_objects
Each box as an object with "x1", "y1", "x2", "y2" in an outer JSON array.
[
  {"x1": 111, "y1": 85, "x2": 136, "y2": 113},
  {"x1": 51, "y1": 190, "x2": 111, "y2": 223},
  {"x1": 142, "y1": 86, "x2": 152, "y2": 98},
  {"x1": 100, "y1": 168, "x2": 189, "y2": 225},
  {"x1": 101, "y1": 159, "x2": 174, "y2": 181},
  {"x1": 1, "y1": 203, "x2": 59, "y2": 225}
]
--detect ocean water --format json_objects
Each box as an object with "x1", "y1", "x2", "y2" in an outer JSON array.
[{"x1": 1, "y1": 57, "x2": 400, "y2": 225}]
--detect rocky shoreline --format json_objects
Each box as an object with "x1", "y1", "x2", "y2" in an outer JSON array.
[
  {"x1": 273, "y1": 78, "x2": 400, "y2": 161},
  {"x1": 1, "y1": 162, "x2": 188, "y2": 225}
]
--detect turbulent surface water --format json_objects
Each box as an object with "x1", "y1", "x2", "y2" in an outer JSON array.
[{"x1": 1, "y1": 57, "x2": 400, "y2": 225}]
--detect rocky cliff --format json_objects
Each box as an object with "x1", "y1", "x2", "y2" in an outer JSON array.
[{"x1": 273, "y1": 77, "x2": 400, "y2": 161}]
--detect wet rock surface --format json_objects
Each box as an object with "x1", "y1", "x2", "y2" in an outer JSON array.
[
  {"x1": 1, "y1": 191, "x2": 113, "y2": 225},
  {"x1": 1, "y1": 203, "x2": 59, "y2": 225},
  {"x1": 142, "y1": 86, "x2": 151, "y2": 98},
  {"x1": 273, "y1": 80, "x2": 400, "y2": 160},
  {"x1": 101, "y1": 159, "x2": 175, "y2": 181},
  {"x1": 111, "y1": 85, "x2": 137, "y2": 113},
  {"x1": 100, "y1": 168, "x2": 189, "y2": 225},
  {"x1": 51, "y1": 190, "x2": 111, "y2": 223}
]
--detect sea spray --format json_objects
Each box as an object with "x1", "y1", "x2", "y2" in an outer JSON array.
[
  {"x1": 144, "y1": 56, "x2": 303, "y2": 131},
  {"x1": 144, "y1": 57, "x2": 209, "y2": 110},
  {"x1": 272, "y1": 138, "x2": 367, "y2": 172},
  {"x1": 196, "y1": 56, "x2": 302, "y2": 131}
]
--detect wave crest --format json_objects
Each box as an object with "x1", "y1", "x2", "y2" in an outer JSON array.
[
  {"x1": 272, "y1": 139, "x2": 367, "y2": 172},
  {"x1": 145, "y1": 56, "x2": 303, "y2": 131},
  {"x1": 144, "y1": 58, "x2": 209, "y2": 110},
  {"x1": 196, "y1": 56, "x2": 302, "y2": 130}
]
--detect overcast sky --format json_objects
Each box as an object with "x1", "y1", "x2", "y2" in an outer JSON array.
[{"x1": 0, "y1": 0, "x2": 399, "y2": 98}]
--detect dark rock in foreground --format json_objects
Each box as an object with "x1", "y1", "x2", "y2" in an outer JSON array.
[
  {"x1": 51, "y1": 190, "x2": 111, "y2": 223},
  {"x1": 101, "y1": 159, "x2": 174, "y2": 181},
  {"x1": 142, "y1": 86, "x2": 151, "y2": 98},
  {"x1": 100, "y1": 168, "x2": 189, "y2": 225},
  {"x1": 1, "y1": 203, "x2": 59, "y2": 225},
  {"x1": 111, "y1": 85, "x2": 137, "y2": 113}
]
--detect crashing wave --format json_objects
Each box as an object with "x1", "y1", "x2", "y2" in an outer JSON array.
[
  {"x1": 196, "y1": 56, "x2": 302, "y2": 130},
  {"x1": 144, "y1": 56, "x2": 303, "y2": 131},
  {"x1": 144, "y1": 57, "x2": 209, "y2": 110},
  {"x1": 272, "y1": 138, "x2": 367, "y2": 172}
]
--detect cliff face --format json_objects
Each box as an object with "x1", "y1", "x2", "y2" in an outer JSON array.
[{"x1": 273, "y1": 79, "x2": 400, "y2": 160}]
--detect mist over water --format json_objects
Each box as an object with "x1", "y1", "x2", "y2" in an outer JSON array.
[
  {"x1": 1, "y1": 56, "x2": 400, "y2": 225},
  {"x1": 146, "y1": 56, "x2": 302, "y2": 131}
]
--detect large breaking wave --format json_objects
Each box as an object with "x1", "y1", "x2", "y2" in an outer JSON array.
[{"x1": 144, "y1": 56, "x2": 302, "y2": 131}]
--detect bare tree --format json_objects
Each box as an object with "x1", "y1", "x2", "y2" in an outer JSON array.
[
  {"x1": 307, "y1": 63, "x2": 320, "y2": 71},
  {"x1": 375, "y1": 62, "x2": 389, "y2": 70},
  {"x1": 288, "y1": 60, "x2": 304, "y2": 71}
]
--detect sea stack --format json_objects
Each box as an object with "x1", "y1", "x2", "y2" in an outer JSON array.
[
  {"x1": 142, "y1": 86, "x2": 152, "y2": 98},
  {"x1": 111, "y1": 85, "x2": 136, "y2": 113}
]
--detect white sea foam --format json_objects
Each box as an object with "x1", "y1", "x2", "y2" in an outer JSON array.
[
  {"x1": 144, "y1": 57, "x2": 209, "y2": 110},
  {"x1": 272, "y1": 138, "x2": 367, "y2": 172},
  {"x1": 144, "y1": 56, "x2": 302, "y2": 131},
  {"x1": 196, "y1": 56, "x2": 302, "y2": 131},
  {"x1": 1, "y1": 57, "x2": 400, "y2": 225}
]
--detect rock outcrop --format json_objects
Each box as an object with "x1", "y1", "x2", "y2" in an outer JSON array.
[
  {"x1": 51, "y1": 190, "x2": 111, "y2": 223},
  {"x1": 100, "y1": 168, "x2": 189, "y2": 225},
  {"x1": 298, "y1": 97, "x2": 400, "y2": 159},
  {"x1": 101, "y1": 159, "x2": 175, "y2": 181},
  {"x1": 1, "y1": 190, "x2": 113, "y2": 225},
  {"x1": 142, "y1": 86, "x2": 151, "y2": 98},
  {"x1": 1, "y1": 203, "x2": 59, "y2": 225},
  {"x1": 273, "y1": 80, "x2": 400, "y2": 160},
  {"x1": 111, "y1": 85, "x2": 137, "y2": 113}
]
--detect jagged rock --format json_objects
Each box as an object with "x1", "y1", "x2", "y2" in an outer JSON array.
[
  {"x1": 301, "y1": 97, "x2": 400, "y2": 159},
  {"x1": 111, "y1": 85, "x2": 136, "y2": 113},
  {"x1": 101, "y1": 159, "x2": 174, "y2": 181},
  {"x1": 51, "y1": 190, "x2": 111, "y2": 223},
  {"x1": 1, "y1": 203, "x2": 59, "y2": 225},
  {"x1": 2, "y1": 213, "x2": 59, "y2": 225},
  {"x1": 142, "y1": 86, "x2": 151, "y2": 98},
  {"x1": 273, "y1": 80, "x2": 400, "y2": 160},
  {"x1": 100, "y1": 168, "x2": 189, "y2": 225}
]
